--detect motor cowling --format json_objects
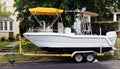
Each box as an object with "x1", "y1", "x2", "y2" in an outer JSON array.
[{"x1": 106, "y1": 31, "x2": 117, "y2": 46}]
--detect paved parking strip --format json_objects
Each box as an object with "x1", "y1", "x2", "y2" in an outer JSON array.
[{"x1": 0, "y1": 60, "x2": 120, "y2": 69}]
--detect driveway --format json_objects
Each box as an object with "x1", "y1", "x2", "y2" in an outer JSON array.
[{"x1": 0, "y1": 60, "x2": 120, "y2": 69}]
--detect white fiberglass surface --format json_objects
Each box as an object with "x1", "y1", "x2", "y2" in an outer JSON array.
[{"x1": 24, "y1": 32, "x2": 112, "y2": 48}]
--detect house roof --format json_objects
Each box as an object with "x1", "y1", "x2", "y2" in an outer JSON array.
[{"x1": 0, "y1": 17, "x2": 14, "y2": 22}]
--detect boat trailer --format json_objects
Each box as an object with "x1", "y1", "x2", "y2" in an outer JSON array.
[{"x1": 18, "y1": 36, "x2": 104, "y2": 63}]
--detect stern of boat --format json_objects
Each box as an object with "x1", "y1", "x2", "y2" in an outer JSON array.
[{"x1": 106, "y1": 31, "x2": 117, "y2": 53}]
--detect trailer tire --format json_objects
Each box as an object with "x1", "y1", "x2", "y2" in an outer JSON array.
[
  {"x1": 85, "y1": 53, "x2": 95, "y2": 63},
  {"x1": 73, "y1": 54, "x2": 83, "y2": 63}
]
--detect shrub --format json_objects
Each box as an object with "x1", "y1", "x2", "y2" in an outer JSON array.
[
  {"x1": 8, "y1": 36, "x2": 15, "y2": 42},
  {"x1": 16, "y1": 34, "x2": 20, "y2": 41},
  {"x1": 0, "y1": 41, "x2": 10, "y2": 51},
  {"x1": 1, "y1": 37, "x2": 6, "y2": 41},
  {"x1": 103, "y1": 52, "x2": 114, "y2": 59},
  {"x1": 11, "y1": 44, "x2": 19, "y2": 52},
  {"x1": 91, "y1": 21, "x2": 119, "y2": 35},
  {"x1": 97, "y1": 52, "x2": 114, "y2": 61},
  {"x1": 11, "y1": 44, "x2": 39, "y2": 52}
]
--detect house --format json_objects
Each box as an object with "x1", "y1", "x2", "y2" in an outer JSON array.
[
  {"x1": 113, "y1": 12, "x2": 120, "y2": 30},
  {"x1": 113, "y1": 12, "x2": 120, "y2": 37},
  {"x1": 0, "y1": 0, "x2": 19, "y2": 39}
]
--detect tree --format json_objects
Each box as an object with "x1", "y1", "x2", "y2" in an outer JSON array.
[
  {"x1": 14, "y1": 0, "x2": 120, "y2": 31},
  {"x1": 0, "y1": 3, "x2": 11, "y2": 17}
]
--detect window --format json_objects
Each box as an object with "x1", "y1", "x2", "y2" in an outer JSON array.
[
  {"x1": 0, "y1": 22, "x2": 3, "y2": 31},
  {"x1": 10, "y1": 22, "x2": 13, "y2": 30},
  {"x1": 0, "y1": 21, "x2": 13, "y2": 32},
  {"x1": 4, "y1": 21, "x2": 7, "y2": 30}
]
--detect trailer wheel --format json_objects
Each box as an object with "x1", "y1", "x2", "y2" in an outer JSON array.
[
  {"x1": 86, "y1": 53, "x2": 95, "y2": 63},
  {"x1": 73, "y1": 54, "x2": 83, "y2": 63}
]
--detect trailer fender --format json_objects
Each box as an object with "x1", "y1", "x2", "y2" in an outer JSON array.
[{"x1": 71, "y1": 51, "x2": 95, "y2": 58}]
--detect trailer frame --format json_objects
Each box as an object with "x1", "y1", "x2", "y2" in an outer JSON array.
[{"x1": 19, "y1": 36, "x2": 104, "y2": 62}]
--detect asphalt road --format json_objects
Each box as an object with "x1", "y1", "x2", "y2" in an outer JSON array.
[{"x1": 0, "y1": 60, "x2": 120, "y2": 69}]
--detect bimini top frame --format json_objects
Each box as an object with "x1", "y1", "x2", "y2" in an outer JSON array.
[{"x1": 29, "y1": 7, "x2": 99, "y2": 34}]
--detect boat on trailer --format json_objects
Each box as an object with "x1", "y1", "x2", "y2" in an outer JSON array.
[{"x1": 24, "y1": 7, "x2": 117, "y2": 53}]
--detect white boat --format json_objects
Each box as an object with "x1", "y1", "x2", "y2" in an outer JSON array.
[{"x1": 23, "y1": 7, "x2": 117, "y2": 53}]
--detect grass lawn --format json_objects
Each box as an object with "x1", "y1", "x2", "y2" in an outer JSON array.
[
  {"x1": 0, "y1": 55, "x2": 31, "y2": 62},
  {"x1": 116, "y1": 38, "x2": 120, "y2": 48},
  {"x1": 115, "y1": 38, "x2": 120, "y2": 58},
  {"x1": 0, "y1": 41, "x2": 11, "y2": 51}
]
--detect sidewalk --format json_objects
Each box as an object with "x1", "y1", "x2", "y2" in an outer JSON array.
[
  {"x1": 5, "y1": 41, "x2": 19, "y2": 47},
  {"x1": 0, "y1": 41, "x2": 19, "y2": 55}
]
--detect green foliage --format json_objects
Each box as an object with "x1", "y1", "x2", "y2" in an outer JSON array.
[
  {"x1": 16, "y1": 34, "x2": 20, "y2": 41},
  {"x1": 64, "y1": 15, "x2": 73, "y2": 27},
  {"x1": 0, "y1": 3, "x2": 12, "y2": 17},
  {"x1": 103, "y1": 52, "x2": 114, "y2": 59},
  {"x1": 0, "y1": 37, "x2": 6, "y2": 41},
  {"x1": 8, "y1": 36, "x2": 15, "y2": 42},
  {"x1": 0, "y1": 41, "x2": 10, "y2": 51},
  {"x1": 115, "y1": 38, "x2": 120, "y2": 59},
  {"x1": 14, "y1": 0, "x2": 120, "y2": 31},
  {"x1": 0, "y1": 55, "x2": 30, "y2": 62},
  {"x1": 11, "y1": 44, "x2": 39, "y2": 52},
  {"x1": 91, "y1": 21, "x2": 119, "y2": 35},
  {"x1": 11, "y1": 44, "x2": 19, "y2": 52},
  {"x1": 97, "y1": 52, "x2": 114, "y2": 61}
]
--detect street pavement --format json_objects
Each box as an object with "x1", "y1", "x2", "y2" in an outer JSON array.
[{"x1": 0, "y1": 60, "x2": 120, "y2": 69}]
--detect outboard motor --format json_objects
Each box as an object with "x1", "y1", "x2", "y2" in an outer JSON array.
[
  {"x1": 106, "y1": 31, "x2": 117, "y2": 46},
  {"x1": 106, "y1": 31, "x2": 117, "y2": 55}
]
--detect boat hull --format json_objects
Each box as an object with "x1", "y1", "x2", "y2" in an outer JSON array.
[
  {"x1": 40, "y1": 47, "x2": 112, "y2": 53},
  {"x1": 23, "y1": 32, "x2": 114, "y2": 53}
]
